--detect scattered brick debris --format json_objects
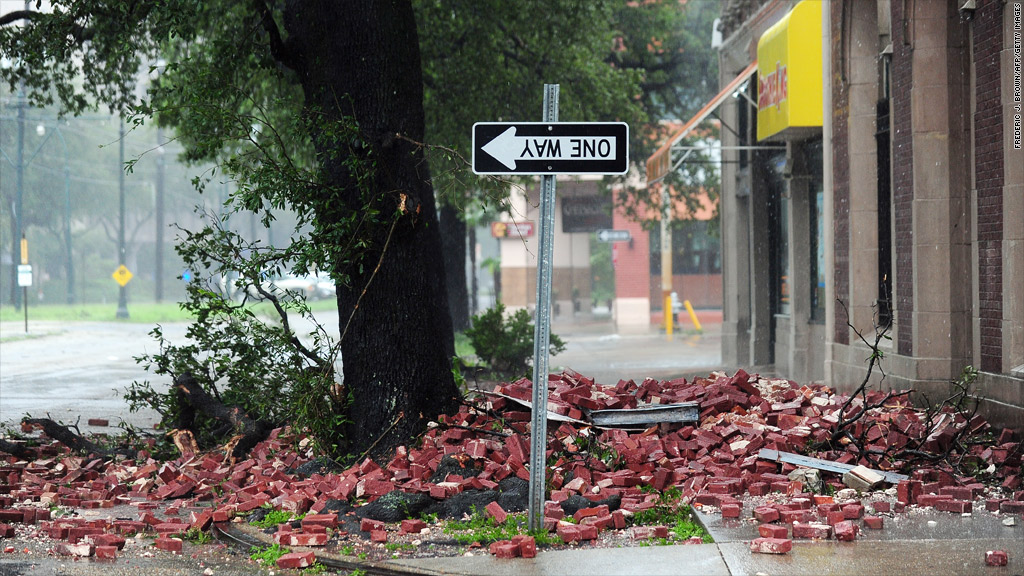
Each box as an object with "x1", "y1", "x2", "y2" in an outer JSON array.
[{"x1": 0, "y1": 368, "x2": 1019, "y2": 565}]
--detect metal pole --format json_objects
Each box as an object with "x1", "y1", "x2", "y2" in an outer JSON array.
[
  {"x1": 155, "y1": 127, "x2": 165, "y2": 302},
  {"x1": 13, "y1": 83, "x2": 25, "y2": 310},
  {"x1": 661, "y1": 183, "x2": 673, "y2": 339},
  {"x1": 56, "y1": 127, "x2": 73, "y2": 304},
  {"x1": 528, "y1": 83, "x2": 558, "y2": 533},
  {"x1": 116, "y1": 117, "x2": 129, "y2": 319}
]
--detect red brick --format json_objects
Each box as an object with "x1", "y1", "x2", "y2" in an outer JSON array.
[
  {"x1": 870, "y1": 501, "x2": 890, "y2": 513},
  {"x1": 792, "y1": 522, "x2": 832, "y2": 539},
  {"x1": 935, "y1": 499, "x2": 972, "y2": 514},
  {"x1": 485, "y1": 501, "x2": 508, "y2": 524},
  {"x1": 841, "y1": 504, "x2": 864, "y2": 519},
  {"x1": 834, "y1": 521, "x2": 858, "y2": 542},
  {"x1": 370, "y1": 529, "x2": 388, "y2": 543},
  {"x1": 513, "y1": 535, "x2": 537, "y2": 558},
  {"x1": 1000, "y1": 501, "x2": 1024, "y2": 514},
  {"x1": 721, "y1": 503, "x2": 742, "y2": 518},
  {"x1": 302, "y1": 514, "x2": 338, "y2": 529},
  {"x1": 577, "y1": 523, "x2": 599, "y2": 540},
  {"x1": 0, "y1": 524, "x2": 13, "y2": 538},
  {"x1": 55, "y1": 542, "x2": 94, "y2": 557},
  {"x1": 573, "y1": 505, "x2": 609, "y2": 523},
  {"x1": 897, "y1": 480, "x2": 922, "y2": 505},
  {"x1": 489, "y1": 541, "x2": 520, "y2": 558},
  {"x1": 154, "y1": 537, "x2": 183, "y2": 553},
  {"x1": 94, "y1": 545, "x2": 117, "y2": 560},
  {"x1": 360, "y1": 518, "x2": 384, "y2": 532},
  {"x1": 985, "y1": 550, "x2": 1008, "y2": 566},
  {"x1": 557, "y1": 523, "x2": 581, "y2": 543},
  {"x1": 276, "y1": 551, "x2": 316, "y2": 569},
  {"x1": 87, "y1": 419, "x2": 109, "y2": 427},
  {"x1": 612, "y1": 509, "x2": 626, "y2": 530},
  {"x1": 758, "y1": 524, "x2": 789, "y2": 538},
  {"x1": 88, "y1": 533, "x2": 126, "y2": 549},
  {"x1": 863, "y1": 516, "x2": 884, "y2": 530},
  {"x1": 749, "y1": 537, "x2": 792, "y2": 554},
  {"x1": 279, "y1": 532, "x2": 329, "y2": 546},
  {"x1": 400, "y1": 519, "x2": 427, "y2": 534}
]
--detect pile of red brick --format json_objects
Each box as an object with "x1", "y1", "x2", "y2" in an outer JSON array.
[{"x1": 0, "y1": 368, "x2": 1020, "y2": 566}]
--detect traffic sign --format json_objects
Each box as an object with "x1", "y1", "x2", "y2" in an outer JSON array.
[
  {"x1": 112, "y1": 265, "x2": 134, "y2": 287},
  {"x1": 17, "y1": 265, "x2": 32, "y2": 287},
  {"x1": 596, "y1": 229, "x2": 632, "y2": 243},
  {"x1": 473, "y1": 122, "x2": 628, "y2": 175}
]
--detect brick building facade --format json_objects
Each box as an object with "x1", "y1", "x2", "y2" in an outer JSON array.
[{"x1": 715, "y1": 0, "x2": 1023, "y2": 429}]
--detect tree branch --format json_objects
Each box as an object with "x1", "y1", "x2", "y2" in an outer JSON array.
[{"x1": 252, "y1": 0, "x2": 295, "y2": 70}]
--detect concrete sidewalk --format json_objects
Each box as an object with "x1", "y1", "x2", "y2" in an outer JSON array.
[{"x1": 383, "y1": 506, "x2": 1022, "y2": 576}]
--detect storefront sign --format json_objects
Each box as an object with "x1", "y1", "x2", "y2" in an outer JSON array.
[
  {"x1": 757, "y1": 0, "x2": 823, "y2": 141},
  {"x1": 561, "y1": 195, "x2": 612, "y2": 233},
  {"x1": 491, "y1": 221, "x2": 535, "y2": 238}
]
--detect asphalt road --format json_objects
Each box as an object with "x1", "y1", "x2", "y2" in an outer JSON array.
[
  {"x1": 0, "y1": 312, "x2": 723, "y2": 433},
  {"x1": 0, "y1": 320, "x2": 190, "y2": 432}
]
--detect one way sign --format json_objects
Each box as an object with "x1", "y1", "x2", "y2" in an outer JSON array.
[{"x1": 473, "y1": 122, "x2": 629, "y2": 175}]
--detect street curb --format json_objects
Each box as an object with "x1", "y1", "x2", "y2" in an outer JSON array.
[{"x1": 211, "y1": 522, "x2": 448, "y2": 576}]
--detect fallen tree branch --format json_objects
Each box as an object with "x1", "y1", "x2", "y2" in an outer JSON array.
[
  {"x1": 20, "y1": 417, "x2": 128, "y2": 458},
  {"x1": 0, "y1": 438, "x2": 35, "y2": 460},
  {"x1": 173, "y1": 372, "x2": 272, "y2": 461}
]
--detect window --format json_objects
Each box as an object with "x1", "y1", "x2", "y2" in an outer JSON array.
[
  {"x1": 807, "y1": 141, "x2": 825, "y2": 322},
  {"x1": 648, "y1": 220, "x2": 722, "y2": 276}
]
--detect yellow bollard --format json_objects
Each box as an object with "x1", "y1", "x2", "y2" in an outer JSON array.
[
  {"x1": 684, "y1": 299, "x2": 702, "y2": 333},
  {"x1": 665, "y1": 294, "x2": 673, "y2": 340}
]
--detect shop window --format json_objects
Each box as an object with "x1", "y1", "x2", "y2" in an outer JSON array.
[
  {"x1": 807, "y1": 141, "x2": 825, "y2": 322},
  {"x1": 778, "y1": 195, "x2": 790, "y2": 316},
  {"x1": 648, "y1": 220, "x2": 722, "y2": 276}
]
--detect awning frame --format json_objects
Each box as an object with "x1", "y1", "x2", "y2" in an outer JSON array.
[{"x1": 646, "y1": 61, "x2": 783, "y2": 186}]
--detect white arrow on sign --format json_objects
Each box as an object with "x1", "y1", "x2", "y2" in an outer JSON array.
[
  {"x1": 596, "y1": 229, "x2": 631, "y2": 243},
  {"x1": 481, "y1": 127, "x2": 619, "y2": 170}
]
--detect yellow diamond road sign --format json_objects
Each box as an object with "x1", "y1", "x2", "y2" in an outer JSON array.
[{"x1": 112, "y1": 265, "x2": 133, "y2": 287}]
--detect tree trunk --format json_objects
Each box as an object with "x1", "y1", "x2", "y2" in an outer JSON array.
[
  {"x1": 440, "y1": 203, "x2": 470, "y2": 331},
  {"x1": 283, "y1": 0, "x2": 460, "y2": 460}
]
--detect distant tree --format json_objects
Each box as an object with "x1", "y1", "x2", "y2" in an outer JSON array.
[{"x1": 1, "y1": 0, "x2": 459, "y2": 460}]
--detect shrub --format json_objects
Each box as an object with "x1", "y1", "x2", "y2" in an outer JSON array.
[{"x1": 465, "y1": 303, "x2": 565, "y2": 377}]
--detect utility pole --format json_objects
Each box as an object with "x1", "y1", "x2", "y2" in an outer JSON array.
[
  {"x1": 116, "y1": 117, "x2": 129, "y2": 319},
  {"x1": 155, "y1": 127, "x2": 165, "y2": 302},
  {"x1": 12, "y1": 80, "x2": 25, "y2": 310}
]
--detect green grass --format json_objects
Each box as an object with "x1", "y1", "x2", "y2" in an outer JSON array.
[
  {"x1": 454, "y1": 331, "x2": 475, "y2": 359},
  {"x1": 442, "y1": 509, "x2": 560, "y2": 547},
  {"x1": 630, "y1": 487, "x2": 713, "y2": 544},
  {"x1": 0, "y1": 297, "x2": 338, "y2": 324},
  {"x1": 249, "y1": 543, "x2": 289, "y2": 567}
]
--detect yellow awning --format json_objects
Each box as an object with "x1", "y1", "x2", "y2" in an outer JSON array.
[
  {"x1": 646, "y1": 61, "x2": 758, "y2": 185},
  {"x1": 756, "y1": 0, "x2": 823, "y2": 141}
]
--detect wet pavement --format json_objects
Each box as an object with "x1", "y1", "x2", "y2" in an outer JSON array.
[{"x1": 3, "y1": 312, "x2": 1022, "y2": 574}]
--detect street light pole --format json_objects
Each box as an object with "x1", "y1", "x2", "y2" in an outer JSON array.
[
  {"x1": 13, "y1": 83, "x2": 25, "y2": 310},
  {"x1": 116, "y1": 117, "x2": 129, "y2": 319},
  {"x1": 155, "y1": 127, "x2": 165, "y2": 302}
]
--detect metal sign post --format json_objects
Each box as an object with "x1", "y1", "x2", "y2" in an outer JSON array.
[
  {"x1": 528, "y1": 84, "x2": 559, "y2": 533},
  {"x1": 472, "y1": 85, "x2": 629, "y2": 532}
]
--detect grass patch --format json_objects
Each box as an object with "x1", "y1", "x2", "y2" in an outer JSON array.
[
  {"x1": 442, "y1": 509, "x2": 560, "y2": 547},
  {"x1": 249, "y1": 543, "x2": 289, "y2": 567},
  {"x1": 630, "y1": 487, "x2": 712, "y2": 544},
  {"x1": 0, "y1": 297, "x2": 338, "y2": 324},
  {"x1": 182, "y1": 527, "x2": 213, "y2": 544},
  {"x1": 249, "y1": 508, "x2": 302, "y2": 529}
]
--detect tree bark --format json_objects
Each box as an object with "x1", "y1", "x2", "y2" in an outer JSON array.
[
  {"x1": 283, "y1": 0, "x2": 461, "y2": 460},
  {"x1": 440, "y1": 202, "x2": 470, "y2": 331}
]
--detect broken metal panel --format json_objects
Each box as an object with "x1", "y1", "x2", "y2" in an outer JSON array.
[
  {"x1": 758, "y1": 449, "x2": 908, "y2": 484},
  {"x1": 484, "y1": 391, "x2": 698, "y2": 429},
  {"x1": 587, "y1": 403, "x2": 699, "y2": 428}
]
